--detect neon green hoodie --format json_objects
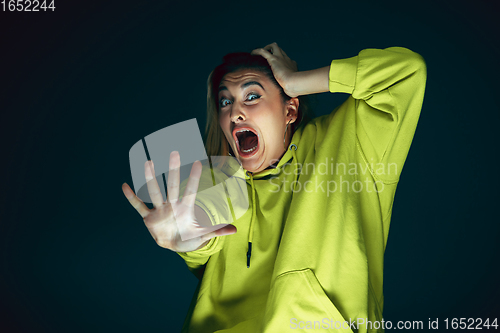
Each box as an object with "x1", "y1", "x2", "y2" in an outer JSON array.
[{"x1": 177, "y1": 46, "x2": 427, "y2": 332}]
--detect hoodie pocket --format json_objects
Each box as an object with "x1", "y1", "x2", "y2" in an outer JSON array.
[{"x1": 263, "y1": 268, "x2": 353, "y2": 332}]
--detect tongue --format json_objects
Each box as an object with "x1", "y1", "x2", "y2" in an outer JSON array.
[{"x1": 240, "y1": 132, "x2": 258, "y2": 151}]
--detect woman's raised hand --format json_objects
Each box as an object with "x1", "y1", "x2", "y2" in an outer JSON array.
[
  {"x1": 122, "y1": 151, "x2": 237, "y2": 253},
  {"x1": 251, "y1": 42, "x2": 299, "y2": 97}
]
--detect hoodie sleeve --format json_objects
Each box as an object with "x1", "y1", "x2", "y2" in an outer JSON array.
[
  {"x1": 175, "y1": 167, "x2": 226, "y2": 278},
  {"x1": 328, "y1": 47, "x2": 427, "y2": 183},
  {"x1": 177, "y1": 235, "x2": 222, "y2": 278},
  {"x1": 175, "y1": 159, "x2": 248, "y2": 278}
]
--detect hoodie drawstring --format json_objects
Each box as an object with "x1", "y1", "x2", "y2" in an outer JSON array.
[
  {"x1": 247, "y1": 171, "x2": 256, "y2": 268},
  {"x1": 289, "y1": 144, "x2": 299, "y2": 191},
  {"x1": 245, "y1": 143, "x2": 298, "y2": 268}
]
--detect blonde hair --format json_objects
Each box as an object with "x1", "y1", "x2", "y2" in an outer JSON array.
[{"x1": 204, "y1": 52, "x2": 313, "y2": 157}]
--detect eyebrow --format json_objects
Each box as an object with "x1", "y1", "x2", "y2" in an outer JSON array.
[{"x1": 218, "y1": 81, "x2": 265, "y2": 93}]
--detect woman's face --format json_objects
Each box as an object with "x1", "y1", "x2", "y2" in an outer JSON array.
[{"x1": 218, "y1": 69, "x2": 298, "y2": 173}]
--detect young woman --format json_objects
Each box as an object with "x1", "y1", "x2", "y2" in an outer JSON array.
[{"x1": 122, "y1": 42, "x2": 427, "y2": 332}]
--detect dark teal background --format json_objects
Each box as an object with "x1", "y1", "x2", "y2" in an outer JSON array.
[{"x1": 1, "y1": 0, "x2": 499, "y2": 331}]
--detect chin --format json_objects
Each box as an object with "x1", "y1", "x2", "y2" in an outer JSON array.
[{"x1": 240, "y1": 155, "x2": 265, "y2": 174}]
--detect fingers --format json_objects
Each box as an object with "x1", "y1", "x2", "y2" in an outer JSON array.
[
  {"x1": 265, "y1": 42, "x2": 283, "y2": 57},
  {"x1": 199, "y1": 224, "x2": 237, "y2": 243},
  {"x1": 167, "y1": 151, "x2": 180, "y2": 204},
  {"x1": 264, "y1": 42, "x2": 284, "y2": 57},
  {"x1": 181, "y1": 160, "x2": 202, "y2": 208},
  {"x1": 122, "y1": 182, "x2": 150, "y2": 218},
  {"x1": 145, "y1": 160, "x2": 165, "y2": 208},
  {"x1": 252, "y1": 42, "x2": 298, "y2": 73},
  {"x1": 251, "y1": 42, "x2": 276, "y2": 58},
  {"x1": 263, "y1": 44, "x2": 275, "y2": 55},
  {"x1": 215, "y1": 224, "x2": 237, "y2": 236},
  {"x1": 251, "y1": 42, "x2": 290, "y2": 62},
  {"x1": 250, "y1": 47, "x2": 272, "y2": 60}
]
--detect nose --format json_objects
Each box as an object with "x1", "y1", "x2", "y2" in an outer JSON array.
[{"x1": 230, "y1": 104, "x2": 246, "y2": 123}]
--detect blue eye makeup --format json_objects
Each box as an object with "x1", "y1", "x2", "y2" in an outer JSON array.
[
  {"x1": 220, "y1": 98, "x2": 231, "y2": 107},
  {"x1": 219, "y1": 93, "x2": 261, "y2": 108},
  {"x1": 247, "y1": 93, "x2": 261, "y2": 101}
]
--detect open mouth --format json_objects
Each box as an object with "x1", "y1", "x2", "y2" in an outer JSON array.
[{"x1": 233, "y1": 127, "x2": 259, "y2": 158}]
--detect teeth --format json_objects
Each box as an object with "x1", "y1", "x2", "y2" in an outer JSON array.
[
  {"x1": 235, "y1": 129, "x2": 258, "y2": 154},
  {"x1": 242, "y1": 146, "x2": 257, "y2": 153}
]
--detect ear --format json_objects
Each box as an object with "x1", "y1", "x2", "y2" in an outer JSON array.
[{"x1": 286, "y1": 97, "x2": 300, "y2": 124}]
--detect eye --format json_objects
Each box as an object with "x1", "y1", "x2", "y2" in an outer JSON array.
[
  {"x1": 220, "y1": 97, "x2": 232, "y2": 108},
  {"x1": 247, "y1": 93, "x2": 261, "y2": 101}
]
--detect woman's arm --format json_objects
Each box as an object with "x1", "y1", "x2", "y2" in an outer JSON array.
[
  {"x1": 253, "y1": 43, "x2": 427, "y2": 183},
  {"x1": 251, "y1": 42, "x2": 330, "y2": 98},
  {"x1": 286, "y1": 65, "x2": 331, "y2": 97}
]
